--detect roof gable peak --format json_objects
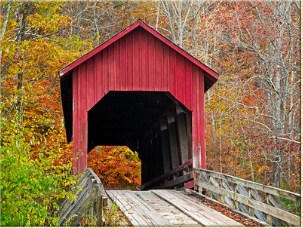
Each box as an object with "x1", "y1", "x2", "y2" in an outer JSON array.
[{"x1": 59, "y1": 19, "x2": 218, "y2": 83}]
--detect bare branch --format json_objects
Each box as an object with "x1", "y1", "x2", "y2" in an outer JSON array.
[{"x1": 269, "y1": 136, "x2": 300, "y2": 144}]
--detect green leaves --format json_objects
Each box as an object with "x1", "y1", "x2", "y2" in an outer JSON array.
[{"x1": 0, "y1": 112, "x2": 76, "y2": 226}]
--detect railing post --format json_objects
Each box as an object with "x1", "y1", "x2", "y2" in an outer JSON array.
[
  {"x1": 58, "y1": 168, "x2": 108, "y2": 226},
  {"x1": 248, "y1": 189, "x2": 254, "y2": 217},
  {"x1": 96, "y1": 188, "x2": 104, "y2": 226},
  {"x1": 265, "y1": 193, "x2": 273, "y2": 225}
]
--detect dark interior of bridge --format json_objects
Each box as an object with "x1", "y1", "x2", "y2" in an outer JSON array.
[
  {"x1": 88, "y1": 92, "x2": 173, "y2": 150},
  {"x1": 87, "y1": 91, "x2": 192, "y2": 188}
]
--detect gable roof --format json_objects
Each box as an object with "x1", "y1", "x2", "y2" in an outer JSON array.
[{"x1": 59, "y1": 20, "x2": 218, "y2": 84}]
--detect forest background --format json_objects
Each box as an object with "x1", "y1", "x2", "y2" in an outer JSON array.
[{"x1": 0, "y1": 1, "x2": 301, "y2": 226}]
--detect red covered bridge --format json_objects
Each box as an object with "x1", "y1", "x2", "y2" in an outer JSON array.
[{"x1": 59, "y1": 20, "x2": 218, "y2": 188}]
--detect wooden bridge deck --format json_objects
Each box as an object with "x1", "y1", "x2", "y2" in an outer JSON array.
[{"x1": 106, "y1": 189, "x2": 243, "y2": 226}]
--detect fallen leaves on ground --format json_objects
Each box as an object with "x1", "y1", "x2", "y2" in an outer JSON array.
[{"x1": 202, "y1": 199, "x2": 263, "y2": 227}]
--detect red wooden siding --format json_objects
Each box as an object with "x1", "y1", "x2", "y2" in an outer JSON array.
[
  {"x1": 60, "y1": 20, "x2": 217, "y2": 174},
  {"x1": 76, "y1": 28, "x2": 202, "y2": 112},
  {"x1": 71, "y1": 28, "x2": 206, "y2": 172}
]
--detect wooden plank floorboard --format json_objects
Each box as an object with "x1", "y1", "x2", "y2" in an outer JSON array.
[
  {"x1": 152, "y1": 190, "x2": 218, "y2": 226},
  {"x1": 107, "y1": 189, "x2": 243, "y2": 227},
  {"x1": 167, "y1": 189, "x2": 242, "y2": 226},
  {"x1": 114, "y1": 190, "x2": 152, "y2": 226},
  {"x1": 106, "y1": 190, "x2": 142, "y2": 226},
  {"x1": 108, "y1": 190, "x2": 168, "y2": 226},
  {"x1": 107, "y1": 190, "x2": 149, "y2": 226},
  {"x1": 153, "y1": 190, "x2": 243, "y2": 226},
  {"x1": 170, "y1": 190, "x2": 243, "y2": 226},
  {"x1": 137, "y1": 191, "x2": 200, "y2": 226},
  {"x1": 114, "y1": 190, "x2": 160, "y2": 226},
  {"x1": 122, "y1": 191, "x2": 170, "y2": 226}
]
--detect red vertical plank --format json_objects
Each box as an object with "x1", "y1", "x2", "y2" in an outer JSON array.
[
  {"x1": 95, "y1": 53, "x2": 102, "y2": 101},
  {"x1": 138, "y1": 29, "x2": 142, "y2": 90},
  {"x1": 181, "y1": 57, "x2": 187, "y2": 105},
  {"x1": 87, "y1": 58, "x2": 95, "y2": 110},
  {"x1": 103, "y1": 48, "x2": 109, "y2": 94},
  {"x1": 175, "y1": 54, "x2": 185, "y2": 105},
  {"x1": 93, "y1": 56, "x2": 97, "y2": 105},
  {"x1": 154, "y1": 39, "x2": 163, "y2": 90},
  {"x1": 78, "y1": 63, "x2": 88, "y2": 172},
  {"x1": 141, "y1": 30, "x2": 148, "y2": 89},
  {"x1": 198, "y1": 72, "x2": 206, "y2": 169},
  {"x1": 169, "y1": 48, "x2": 176, "y2": 95},
  {"x1": 133, "y1": 30, "x2": 140, "y2": 90},
  {"x1": 192, "y1": 67, "x2": 206, "y2": 169},
  {"x1": 114, "y1": 41, "x2": 120, "y2": 90},
  {"x1": 126, "y1": 33, "x2": 133, "y2": 89},
  {"x1": 107, "y1": 45, "x2": 115, "y2": 90},
  {"x1": 120, "y1": 36, "x2": 126, "y2": 90},
  {"x1": 148, "y1": 35, "x2": 155, "y2": 90},
  {"x1": 162, "y1": 45, "x2": 169, "y2": 90},
  {"x1": 93, "y1": 55, "x2": 98, "y2": 104},
  {"x1": 175, "y1": 54, "x2": 181, "y2": 99},
  {"x1": 160, "y1": 43, "x2": 165, "y2": 89},
  {"x1": 191, "y1": 65, "x2": 199, "y2": 169},
  {"x1": 146, "y1": 34, "x2": 150, "y2": 88},
  {"x1": 196, "y1": 66, "x2": 201, "y2": 169},
  {"x1": 72, "y1": 68, "x2": 79, "y2": 173},
  {"x1": 108, "y1": 45, "x2": 115, "y2": 90},
  {"x1": 77, "y1": 66, "x2": 82, "y2": 172},
  {"x1": 185, "y1": 61, "x2": 193, "y2": 110}
]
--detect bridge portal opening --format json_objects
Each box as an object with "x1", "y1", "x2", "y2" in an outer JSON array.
[{"x1": 87, "y1": 91, "x2": 192, "y2": 189}]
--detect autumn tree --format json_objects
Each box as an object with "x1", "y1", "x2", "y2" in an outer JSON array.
[
  {"x1": 199, "y1": 1, "x2": 300, "y2": 190},
  {"x1": 88, "y1": 146, "x2": 141, "y2": 190},
  {"x1": 62, "y1": 1, "x2": 158, "y2": 48},
  {"x1": 0, "y1": 2, "x2": 93, "y2": 225}
]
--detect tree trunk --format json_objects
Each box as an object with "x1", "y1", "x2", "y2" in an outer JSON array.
[
  {"x1": 219, "y1": 112, "x2": 223, "y2": 173},
  {"x1": 15, "y1": 3, "x2": 30, "y2": 114}
]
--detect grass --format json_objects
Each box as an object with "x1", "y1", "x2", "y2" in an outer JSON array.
[{"x1": 280, "y1": 197, "x2": 301, "y2": 216}]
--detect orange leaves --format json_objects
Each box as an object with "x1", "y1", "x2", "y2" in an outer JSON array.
[
  {"x1": 88, "y1": 146, "x2": 141, "y2": 189},
  {"x1": 256, "y1": 165, "x2": 271, "y2": 175},
  {"x1": 0, "y1": 3, "x2": 96, "y2": 169}
]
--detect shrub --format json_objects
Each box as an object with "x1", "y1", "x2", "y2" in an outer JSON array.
[{"x1": 0, "y1": 112, "x2": 76, "y2": 226}]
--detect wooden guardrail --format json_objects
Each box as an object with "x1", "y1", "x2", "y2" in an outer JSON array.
[
  {"x1": 141, "y1": 159, "x2": 193, "y2": 190},
  {"x1": 58, "y1": 168, "x2": 108, "y2": 226},
  {"x1": 193, "y1": 168, "x2": 301, "y2": 226}
]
